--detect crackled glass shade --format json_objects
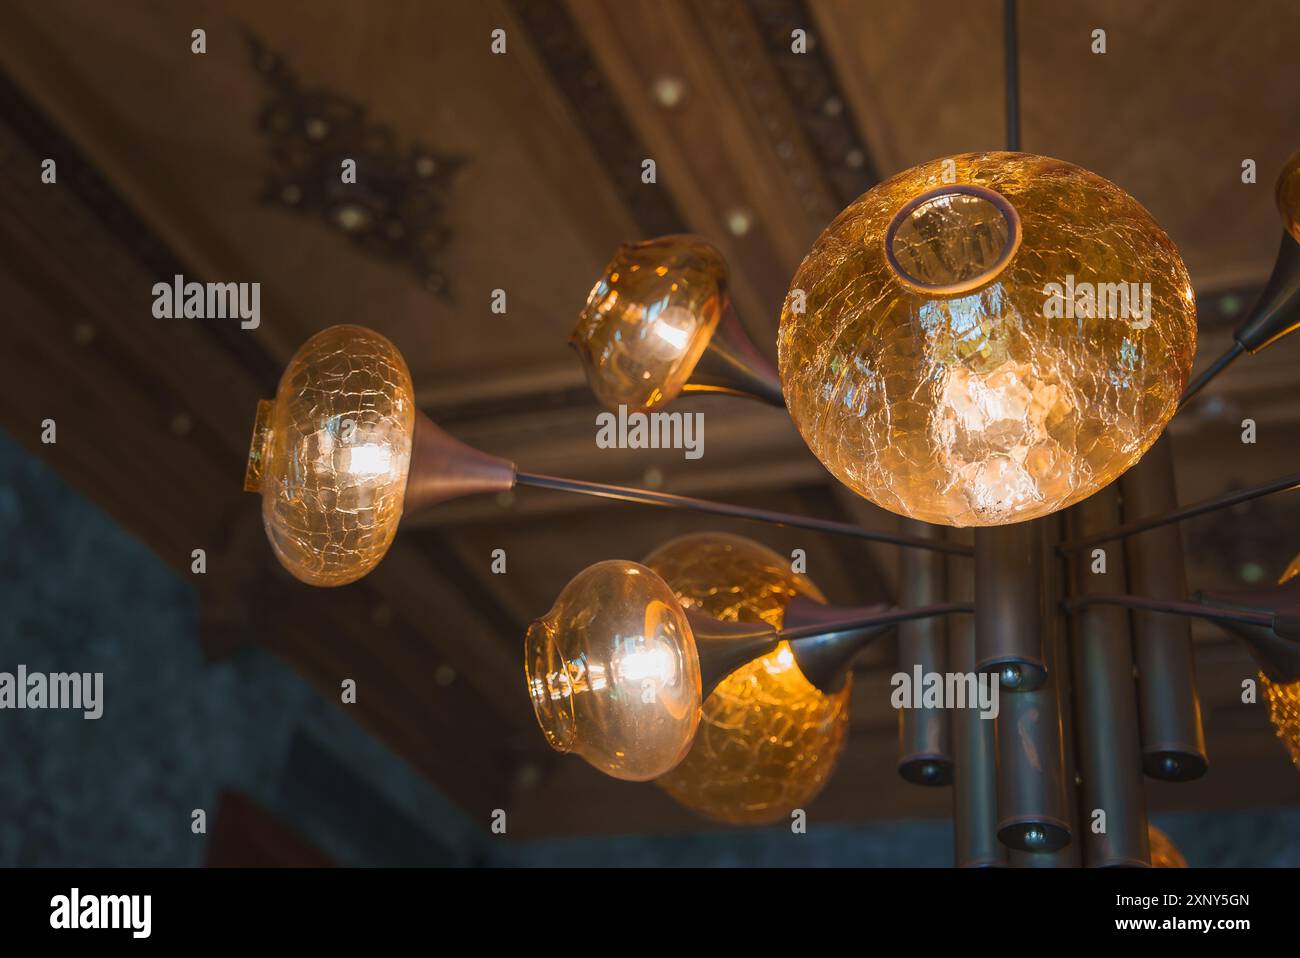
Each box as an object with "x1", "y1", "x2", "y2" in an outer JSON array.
[
  {"x1": 1260, "y1": 554, "x2": 1300, "y2": 770},
  {"x1": 570, "y1": 235, "x2": 728, "y2": 411},
  {"x1": 245, "y1": 325, "x2": 415, "y2": 587},
  {"x1": 1279, "y1": 149, "x2": 1300, "y2": 244},
  {"x1": 779, "y1": 152, "x2": 1197, "y2": 526},
  {"x1": 525, "y1": 560, "x2": 702, "y2": 781},
  {"x1": 644, "y1": 533, "x2": 850, "y2": 825},
  {"x1": 1148, "y1": 824, "x2": 1187, "y2": 868}
]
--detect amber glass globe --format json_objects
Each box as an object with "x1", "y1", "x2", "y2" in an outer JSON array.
[
  {"x1": 526, "y1": 560, "x2": 702, "y2": 781},
  {"x1": 644, "y1": 533, "x2": 851, "y2": 824},
  {"x1": 1260, "y1": 553, "x2": 1300, "y2": 770},
  {"x1": 245, "y1": 325, "x2": 415, "y2": 586},
  {"x1": 779, "y1": 152, "x2": 1197, "y2": 526},
  {"x1": 1278, "y1": 149, "x2": 1300, "y2": 243},
  {"x1": 1148, "y1": 824, "x2": 1187, "y2": 868},
  {"x1": 570, "y1": 235, "x2": 727, "y2": 412}
]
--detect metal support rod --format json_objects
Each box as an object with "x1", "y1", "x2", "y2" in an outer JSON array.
[
  {"x1": 693, "y1": 602, "x2": 970, "y2": 697},
  {"x1": 1065, "y1": 488, "x2": 1150, "y2": 867},
  {"x1": 897, "y1": 519, "x2": 952, "y2": 786},
  {"x1": 1119, "y1": 435, "x2": 1208, "y2": 782},
  {"x1": 947, "y1": 528, "x2": 1006, "y2": 867},
  {"x1": 1057, "y1": 470, "x2": 1300, "y2": 554},
  {"x1": 1003, "y1": 0, "x2": 1020, "y2": 151},
  {"x1": 1232, "y1": 230, "x2": 1300, "y2": 353},
  {"x1": 1178, "y1": 342, "x2": 1244, "y2": 408},
  {"x1": 513, "y1": 471, "x2": 975, "y2": 555},
  {"x1": 1179, "y1": 230, "x2": 1300, "y2": 407},
  {"x1": 1064, "y1": 594, "x2": 1274, "y2": 627},
  {"x1": 975, "y1": 522, "x2": 1047, "y2": 688},
  {"x1": 779, "y1": 603, "x2": 974, "y2": 643},
  {"x1": 1193, "y1": 579, "x2": 1300, "y2": 682}
]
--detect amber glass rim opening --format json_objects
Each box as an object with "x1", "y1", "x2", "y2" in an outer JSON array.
[
  {"x1": 883, "y1": 184, "x2": 1022, "y2": 295},
  {"x1": 243, "y1": 399, "x2": 274, "y2": 494},
  {"x1": 525, "y1": 618, "x2": 577, "y2": 754}
]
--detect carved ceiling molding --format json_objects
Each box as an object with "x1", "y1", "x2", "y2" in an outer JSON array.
[
  {"x1": 745, "y1": 0, "x2": 881, "y2": 204},
  {"x1": 506, "y1": 0, "x2": 688, "y2": 238},
  {"x1": 699, "y1": 0, "x2": 879, "y2": 217},
  {"x1": 245, "y1": 32, "x2": 465, "y2": 300}
]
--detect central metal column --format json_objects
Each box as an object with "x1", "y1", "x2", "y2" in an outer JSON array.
[
  {"x1": 1012, "y1": 514, "x2": 1081, "y2": 867},
  {"x1": 975, "y1": 521, "x2": 1047, "y2": 688},
  {"x1": 977, "y1": 520, "x2": 1072, "y2": 854}
]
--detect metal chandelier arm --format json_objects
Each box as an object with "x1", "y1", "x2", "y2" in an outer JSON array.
[
  {"x1": 1178, "y1": 341, "x2": 1245, "y2": 407},
  {"x1": 1062, "y1": 593, "x2": 1273, "y2": 627},
  {"x1": 779, "y1": 601, "x2": 975, "y2": 642},
  {"x1": 1056, "y1": 470, "x2": 1300, "y2": 555},
  {"x1": 513, "y1": 471, "x2": 974, "y2": 556},
  {"x1": 681, "y1": 303, "x2": 785, "y2": 407},
  {"x1": 1064, "y1": 592, "x2": 1300, "y2": 684},
  {"x1": 784, "y1": 602, "x2": 972, "y2": 695},
  {"x1": 1178, "y1": 231, "x2": 1300, "y2": 409},
  {"x1": 400, "y1": 411, "x2": 971, "y2": 555},
  {"x1": 692, "y1": 600, "x2": 974, "y2": 696}
]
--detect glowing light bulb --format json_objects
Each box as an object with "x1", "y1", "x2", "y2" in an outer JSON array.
[
  {"x1": 779, "y1": 152, "x2": 1197, "y2": 526},
  {"x1": 1148, "y1": 824, "x2": 1187, "y2": 868},
  {"x1": 1278, "y1": 149, "x2": 1300, "y2": 243},
  {"x1": 570, "y1": 235, "x2": 727, "y2": 411},
  {"x1": 644, "y1": 533, "x2": 851, "y2": 825},
  {"x1": 648, "y1": 305, "x2": 697, "y2": 357},
  {"x1": 525, "y1": 560, "x2": 702, "y2": 781},
  {"x1": 244, "y1": 325, "x2": 415, "y2": 587}
]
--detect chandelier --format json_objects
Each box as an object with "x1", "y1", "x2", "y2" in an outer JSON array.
[{"x1": 239, "y1": 4, "x2": 1300, "y2": 866}]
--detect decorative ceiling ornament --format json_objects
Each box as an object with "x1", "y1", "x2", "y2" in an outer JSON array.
[
  {"x1": 779, "y1": 151, "x2": 1197, "y2": 527},
  {"x1": 745, "y1": 0, "x2": 879, "y2": 204},
  {"x1": 245, "y1": 33, "x2": 465, "y2": 298},
  {"x1": 505, "y1": 0, "x2": 687, "y2": 237},
  {"x1": 644, "y1": 533, "x2": 852, "y2": 825}
]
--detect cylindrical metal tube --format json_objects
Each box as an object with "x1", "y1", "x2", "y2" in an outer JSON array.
[
  {"x1": 898, "y1": 518, "x2": 952, "y2": 786},
  {"x1": 1004, "y1": 518, "x2": 1078, "y2": 864},
  {"x1": 1120, "y1": 435, "x2": 1208, "y2": 781},
  {"x1": 947, "y1": 528, "x2": 1005, "y2": 866},
  {"x1": 990, "y1": 519, "x2": 1072, "y2": 853},
  {"x1": 1067, "y1": 487, "x2": 1150, "y2": 867},
  {"x1": 975, "y1": 522, "x2": 1047, "y2": 689}
]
